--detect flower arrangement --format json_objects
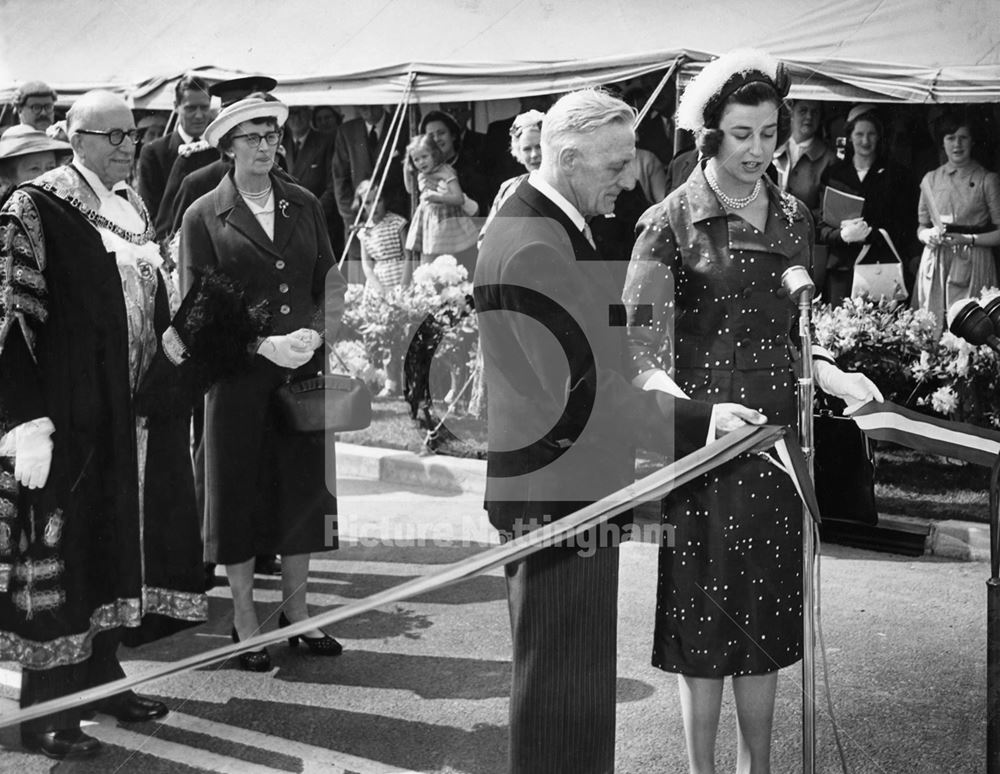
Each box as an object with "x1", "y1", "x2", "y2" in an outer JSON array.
[
  {"x1": 812, "y1": 291, "x2": 1000, "y2": 427},
  {"x1": 340, "y1": 255, "x2": 478, "y2": 396}
]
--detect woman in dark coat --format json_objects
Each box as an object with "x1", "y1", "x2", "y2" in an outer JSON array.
[
  {"x1": 179, "y1": 95, "x2": 347, "y2": 670},
  {"x1": 817, "y1": 105, "x2": 919, "y2": 304}
]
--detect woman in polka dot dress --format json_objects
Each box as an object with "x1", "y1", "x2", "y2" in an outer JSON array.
[{"x1": 623, "y1": 50, "x2": 882, "y2": 773}]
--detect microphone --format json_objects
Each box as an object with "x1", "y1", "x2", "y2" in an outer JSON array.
[
  {"x1": 948, "y1": 298, "x2": 1000, "y2": 354},
  {"x1": 781, "y1": 265, "x2": 815, "y2": 309}
]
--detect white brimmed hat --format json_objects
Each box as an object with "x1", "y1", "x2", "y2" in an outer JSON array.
[
  {"x1": 0, "y1": 124, "x2": 70, "y2": 160},
  {"x1": 677, "y1": 49, "x2": 785, "y2": 133},
  {"x1": 203, "y1": 96, "x2": 288, "y2": 148}
]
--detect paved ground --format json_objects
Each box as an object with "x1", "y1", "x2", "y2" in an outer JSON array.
[{"x1": 0, "y1": 477, "x2": 991, "y2": 773}]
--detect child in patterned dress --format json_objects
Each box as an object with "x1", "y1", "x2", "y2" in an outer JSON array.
[
  {"x1": 354, "y1": 179, "x2": 410, "y2": 293},
  {"x1": 403, "y1": 133, "x2": 479, "y2": 265}
]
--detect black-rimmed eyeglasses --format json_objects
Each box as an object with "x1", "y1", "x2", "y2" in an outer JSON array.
[
  {"x1": 23, "y1": 102, "x2": 55, "y2": 115},
  {"x1": 232, "y1": 131, "x2": 282, "y2": 148},
  {"x1": 75, "y1": 128, "x2": 140, "y2": 146}
]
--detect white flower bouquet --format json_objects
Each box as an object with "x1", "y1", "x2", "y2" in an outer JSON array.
[{"x1": 813, "y1": 291, "x2": 1000, "y2": 427}]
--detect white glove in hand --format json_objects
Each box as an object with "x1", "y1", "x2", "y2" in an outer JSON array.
[
  {"x1": 712, "y1": 403, "x2": 768, "y2": 437},
  {"x1": 814, "y1": 361, "x2": 884, "y2": 414},
  {"x1": 840, "y1": 218, "x2": 872, "y2": 244},
  {"x1": 257, "y1": 333, "x2": 315, "y2": 369},
  {"x1": 637, "y1": 369, "x2": 689, "y2": 399},
  {"x1": 13, "y1": 418, "x2": 55, "y2": 489}
]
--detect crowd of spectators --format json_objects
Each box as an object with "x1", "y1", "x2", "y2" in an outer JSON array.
[{"x1": 3, "y1": 75, "x2": 1000, "y2": 319}]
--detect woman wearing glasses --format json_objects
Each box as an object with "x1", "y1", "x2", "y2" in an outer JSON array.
[{"x1": 178, "y1": 95, "x2": 348, "y2": 670}]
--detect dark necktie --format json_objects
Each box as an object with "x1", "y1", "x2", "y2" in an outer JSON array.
[{"x1": 368, "y1": 125, "x2": 379, "y2": 157}]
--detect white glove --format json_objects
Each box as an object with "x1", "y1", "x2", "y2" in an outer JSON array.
[
  {"x1": 840, "y1": 218, "x2": 872, "y2": 244},
  {"x1": 712, "y1": 403, "x2": 768, "y2": 437},
  {"x1": 11, "y1": 418, "x2": 55, "y2": 489},
  {"x1": 636, "y1": 369, "x2": 688, "y2": 398},
  {"x1": 257, "y1": 332, "x2": 316, "y2": 369},
  {"x1": 814, "y1": 360, "x2": 884, "y2": 414}
]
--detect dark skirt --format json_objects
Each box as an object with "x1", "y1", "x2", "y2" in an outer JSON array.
[
  {"x1": 652, "y1": 366, "x2": 803, "y2": 677},
  {"x1": 202, "y1": 358, "x2": 338, "y2": 565}
]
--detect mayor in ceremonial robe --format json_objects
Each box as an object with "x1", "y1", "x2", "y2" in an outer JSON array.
[{"x1": 0, "y1": 91, "x2": 205, "y2": 760}]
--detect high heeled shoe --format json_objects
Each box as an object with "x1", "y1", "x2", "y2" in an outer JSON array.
[
  {"x1": 278, "y1": 612, "x2": 343, "y2": 655},
  {"x1": 230, "y1": 627, "x2": 272, "y2": 672}
]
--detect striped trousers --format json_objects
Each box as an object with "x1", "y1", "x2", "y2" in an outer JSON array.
[{"x1": 505, "y1": 542, "x2": 619, "y2": 774}]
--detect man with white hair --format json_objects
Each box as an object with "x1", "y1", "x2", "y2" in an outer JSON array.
[
  {"x1": 474, "y1": 88, "x2": 761, "y2": 773},
  {"x1": 0, "y1": 90, "x2": 205, "y2": 760}
]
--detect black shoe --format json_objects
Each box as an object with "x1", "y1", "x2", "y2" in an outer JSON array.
[
  {"x1": 95, "y1": 691, "x2": 169, "y2": 723},
  {"x1": 254, "y1": 554, "x2": 281, "y2": 575},
  {"x1": 21, "y1": 728, "x2": 102, "y2": 759},
  {"x1": 231, "y1": 627, "x2": 272, "y2": 671},
  {"x1": 278, "y1": 611, "x2": 343, "y2": 655}
]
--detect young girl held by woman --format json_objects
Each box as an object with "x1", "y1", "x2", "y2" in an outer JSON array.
[{"x1": 403, "y1": 133, "x2": 479, "y2": 271}]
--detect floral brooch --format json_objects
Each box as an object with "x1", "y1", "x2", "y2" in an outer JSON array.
[
  {"x1": 779, "y1": 190, "x2": 802, "y2": 226},
  {"x1": 278, "y1": 199, "x2": 289, "y2": 218}
]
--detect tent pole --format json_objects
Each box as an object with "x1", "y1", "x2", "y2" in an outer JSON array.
[{"x1": 633, "y1": 55, "x2": 683, "y2": 129}]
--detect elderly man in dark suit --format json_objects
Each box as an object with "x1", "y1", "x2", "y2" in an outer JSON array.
[
  {"x1": 474, "y1": 88, "x2": 762, "y2": 774},
  {"x1": 331, "y1": 105, "x2": 408, "y2": 282},
  {"x1": 136, "y1": 74, "x2": 214, "y2": 239}
]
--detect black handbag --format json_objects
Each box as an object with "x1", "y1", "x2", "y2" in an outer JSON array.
[
  {"x1": 274, "y1": 348, "x2": 372, "y2": 433},
  {"x1": 813, "y1": 411, "x2": 878, "y2": 525}
]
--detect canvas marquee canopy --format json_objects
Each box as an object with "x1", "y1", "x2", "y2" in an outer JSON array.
[{"x1": 0, "y1": 0, "x2": 997, "y2": 107}]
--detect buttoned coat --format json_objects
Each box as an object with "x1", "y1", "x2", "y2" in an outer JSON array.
[{"x1": 179, "y1": 172, "x2": 347, "y2": 563}]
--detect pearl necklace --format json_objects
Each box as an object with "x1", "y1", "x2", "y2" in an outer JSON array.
[
  {"x1": 705, "y1": 165, "x2": 761, "y2": 209},
  {"x1": 237, "y1": 184, "x2": 273, "y2": 202}
]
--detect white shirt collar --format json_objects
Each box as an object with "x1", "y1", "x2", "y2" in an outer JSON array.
[
  {"x1": 791, "y1": 136, "x2": 814, "y2": 153},
  {"x1": 527, "y1": 171, "x2": 587, "y2": 234},
  {"x1": 177, "y1": 124, "x2": 196, "y2": 144},
  {"x1": 72, "y1": 159, "x2": 128, "y2": 200},
  {"x1": 364, "y1": 115, "x2": 385, "y2": 135}
]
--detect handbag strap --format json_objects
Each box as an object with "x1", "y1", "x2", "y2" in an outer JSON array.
[{"x1": 854, "y1": 228, "x2": 903, "y2": 266}]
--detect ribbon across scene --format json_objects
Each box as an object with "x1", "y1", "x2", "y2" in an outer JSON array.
[
  {"x1": 851, "y1": 400, "x2": 1000, "y2": 468},
  {"x1": 1, "y1": 423, "x2": 817, "y2": 729}
]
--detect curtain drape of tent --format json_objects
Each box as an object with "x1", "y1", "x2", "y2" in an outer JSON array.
[{"x1": 2, "y1": 0, "x2": 998, "y2": 107}]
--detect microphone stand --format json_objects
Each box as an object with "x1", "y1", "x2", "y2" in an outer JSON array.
[
  {"x1": 783, "y1": 267, "x2": 817, "y2": 774},
  {"x1": 946, "y1": 298, "x2": 1000, "y2": 773}
]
